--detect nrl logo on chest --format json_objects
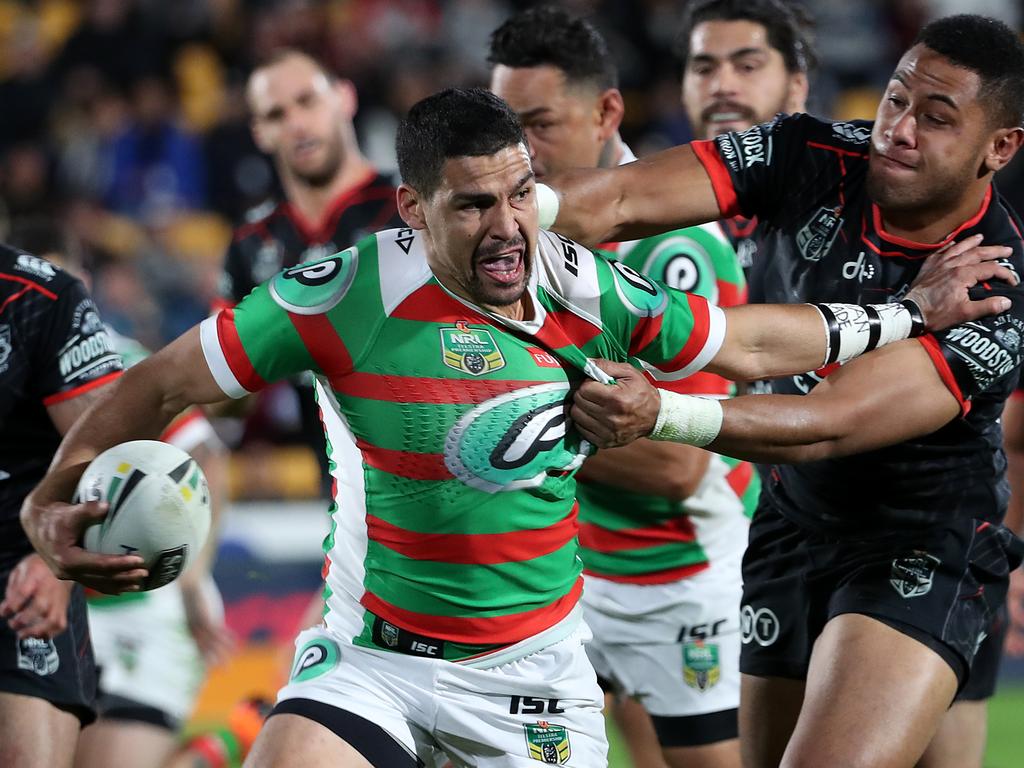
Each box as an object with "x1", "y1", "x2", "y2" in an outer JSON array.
[{"x1": 439, "y1": 321, "x2": 506, "y2": 376}]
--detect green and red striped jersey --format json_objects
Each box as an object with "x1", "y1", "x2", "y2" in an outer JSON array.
[
  {"x1": 578, "y1": 223, "x2": 759, "y2": 584},
  {"x1": 199, "y1": 227, "x2": 726, "y2": 655}
]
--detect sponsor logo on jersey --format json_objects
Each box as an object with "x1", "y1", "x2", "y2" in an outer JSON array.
[
  {"x1": 555, "y1": 233, "x2": 580, "y2": 277},
  {"x1": 890, "y1": 553, "x2": 940, "y2": 598},
  {"x1": 0, "y1": 324, "x2": 11, "y2": 374},
  {"x1": 683, "y1": 641, "x2": 721, "y2": 692},
  {"x1": 445, "y1": 383, "x2": 590, "y2": 493},
  {"x1": 796, "y1": 207, "x2": 843, "y2": 262},
  {"x1": 831, "y1": 122, "x2": 872, "y2": 143},
  {"x1": 440, "y1": 322, "x2": 506, "y2": 376},
  {"x1": 71, "y1": 299, "x2": 103, "y2": 334},
  {"x1": 528, "y1": 347, "x2": 560, "y2": 368},
  {"x1": 16, "y1": 637, "x2": 59, "y2": 676},
  {"x1": 270, "y1": 250, "x2": 357, "y2": 315},
  {"x1": 741, "y1": 605, "x2": 780, "y2": 647},
  {"x1": 291, "y1": 637, "x2": 341, "y2": 682},
  {"x1": 609, "y1": 260, "x2": 668, "y2": 317},
  {"x1": 58, "y1": 329, "x2": 118, "y2": 381},
  {"x1": 841, "y1": 251, "x2": 877, "y2": 282},
  {"x1": 943, "y1": 322, "x2": 1018, "y2": 389},
  {"x1": 661, "y1": 254, "x2": 700, "y2": 292},
  {"x1": 14, "y1": 253, "x2": 56, "y2": 280},
  {"x1": 524, "y1": 722, "x2": 571, "y2": 765}
]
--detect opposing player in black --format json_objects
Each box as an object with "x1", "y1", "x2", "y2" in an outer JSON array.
[
  {"x1": 217, "y1": 50, "x2": 403, "y2": 491},
  {"x1": 0, "y1": 243, "x2": 130, "y2": 767},
  {"x1": 549, "y1": 15, "x2": 1024, "y2": 768}
]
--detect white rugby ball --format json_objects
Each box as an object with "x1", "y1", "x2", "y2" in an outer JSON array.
[{"x1": 77, "y1": 440, "x2": 211, "y2": 591}]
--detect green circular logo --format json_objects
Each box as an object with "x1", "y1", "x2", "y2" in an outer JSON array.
[
  {"x1": 269, "y1": 249, "x2": 357, "y2": 315},
  {"x1": 609, "y1": 259, "x2": 668, "y2": 317},
  {"x1": 291, "y1": 637, "x2": 340, "y2": 682},
  {"x1": 444, "y1": 383, "x2": 591, "y2": 493}
]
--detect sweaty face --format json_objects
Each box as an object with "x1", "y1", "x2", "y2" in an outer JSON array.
[
  {"x1": 490, "y1": 64, "x2": 605, "y2": 179},
  {"x1": 420, "y1": 144, "x2": 537, "y2": 311},
  {"x1": 867, "y1": 45, "x2": 991, "y2": 215},
  {"x1": 682, "y1": 19, "x2": 803, "y2": 139},
  {"x1": 249, "y1": 56, "x2": 347, "y2": 187}
]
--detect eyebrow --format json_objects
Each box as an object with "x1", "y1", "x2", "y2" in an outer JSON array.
[
  {"x1": 451, "y1": 171, "x2": 535, "y2": 206},
  {"x1": 518, "y1": 106, "x2": 554, "y2": 121},
  {"x1": 892, "y1": 71, "x2": 959, "y2": 110},
  {"x1": 691, "y1": 47, "x2": 768, "y2": 64}
]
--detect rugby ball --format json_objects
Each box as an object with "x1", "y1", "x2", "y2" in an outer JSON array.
[{"x1": 77, "y1": 440, "x2": 211, "y2": 591}]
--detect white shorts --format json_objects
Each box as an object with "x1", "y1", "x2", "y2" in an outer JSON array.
[
  {"x1": 582, "y1": 544, "x2": 743, "y2": 719},
  {"x1": 277, "y1": 621, "x2": 608, "y2": 767},
  {"x1": 87, "y1": 582, "x2": 211, "y2": 723}
]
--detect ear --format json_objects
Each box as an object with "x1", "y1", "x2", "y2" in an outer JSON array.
[
  {"x1": 784, "y1": 72, "x2": 809, "y2": 114},
  {"x1": 397, "y1": 184, "x2": 427, "y2": 230},
  {"x1": 334, "y1": 78, "x2": 358, "y2": 119},
  {"x1": 984, "y1": 126, "x2": 1024, "y2": 173},
  {"x1": 595, "y1": 88, "x2": 625, "y2": 141}
]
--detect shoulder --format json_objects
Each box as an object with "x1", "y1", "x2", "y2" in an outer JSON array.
[
  {"x1": 0, "y1": 244, "x2": 82, "y2": 299},
  {"x1": 230, "y1": 199, "x2": 284, "y2": 242}
]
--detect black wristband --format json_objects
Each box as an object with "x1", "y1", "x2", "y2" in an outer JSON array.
[{"x1": 900, "y1": 298, "x2": 926, "y2": 337}]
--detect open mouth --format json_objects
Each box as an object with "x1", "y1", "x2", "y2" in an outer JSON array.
[{"x1": 477, "y1": 250, "x2": 525, "y2": 286}]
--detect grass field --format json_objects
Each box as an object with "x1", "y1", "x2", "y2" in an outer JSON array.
[{"x1": 606, "y1": 684, "x2": 1024, "y2": 767}]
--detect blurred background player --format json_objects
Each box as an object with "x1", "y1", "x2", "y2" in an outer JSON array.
[
  {"x1": 215, "y1": 49, "x2": 403, "y2": 494},
  {"x1": 678, "y1": 4, "x2": 1013, "y2": 766},
  {"x1": 3, "y1": 217, "x2": 234, "y2": 768},
  {"x1": 489, "y1": 8, "x2": 754, "y2": 768},
  {"x1": 0, "y1": 234, "x2": 123, "y2": 767}
]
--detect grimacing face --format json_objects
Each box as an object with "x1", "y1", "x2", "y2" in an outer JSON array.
[
  {"x1": 682, "y1": 19, "x2": 806, "y2": 139},
  {"x1": 248, "y1": 55, "x2": 349, "y2": 187},
  {"x1": 402, "y1": 144, "x2": 538, "y2": 312},
  {"x1": 867, "y1": 45, "x2": 995, "y2": 217},
  {"x1": 490, "y1": 64, "x2": 609, "y2": 179}
]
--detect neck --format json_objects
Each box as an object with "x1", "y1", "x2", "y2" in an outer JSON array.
[
  {"x1": 878, "y1": 183, "x2": 989, "y2": 245},
  {"x1": 597, "y1": 133, "x2": 624, "y2": 169},
  {"x1": 278, "y1": 151, "x2": 374, "y2": 225},
  {"x1": 487, "y1": 297, "x2": 532, "y2": 322}
]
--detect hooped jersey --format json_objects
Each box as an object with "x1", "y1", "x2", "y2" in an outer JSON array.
[
  {"x1": 693, "y1": 113, "x2": 1024, "y2": 533},
  {"x1": 577, "y1": 224, "x2": 759, "y2": 584},
  {"x1": 0, "y1": 246, "x2": 122, "y2": 572},
  {"x1": 199, "y1": 227, "x2": 726, "y2": 653}
]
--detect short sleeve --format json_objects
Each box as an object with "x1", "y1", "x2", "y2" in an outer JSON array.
[{"x1": 35, "y1": 280, "x2": 122, "y2": 405}]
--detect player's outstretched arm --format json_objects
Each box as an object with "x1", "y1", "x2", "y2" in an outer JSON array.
[
  {"x1": 572, "y1": 340, "x2": 959, "y2": 461},
  {"x1": 707, "y1": 235, "x2": 1015, "y2": 383},
  {"x1": 541, "y1": 144, "x2": 721, "y2": 247},
  {"x1": 21, "y1": 326, "x2": 224, "y2": 593}
]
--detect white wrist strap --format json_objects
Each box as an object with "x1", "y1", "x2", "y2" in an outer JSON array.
[
  {"x1": 649, "y1": 391, "x2": 723, "y2": 447},
  {"x1": 536, "y1": 182, "x2": 560, "y2": 230},
  {"x1": 813, "y1": 299, "x2": 926, "y2": 366}
]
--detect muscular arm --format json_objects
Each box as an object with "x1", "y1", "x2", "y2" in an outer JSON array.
[
  {"x1": 708, "y1": 340, "x2": 960, "y2": 463},
  {"x1": 576, "y1": 439, "x2": 712, "y2": 501},
  {"x1": 705, "y1": 303, "x2": 827, "y2": 382},
  {"x1": 548, "y1": 145, "x2": 721, "y2": 247}
]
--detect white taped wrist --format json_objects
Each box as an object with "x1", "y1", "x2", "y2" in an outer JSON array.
[
  {"x1": 649, "y1": 390, "x2": 723, "y2": 447},
  {"x1": 536, "y1": 182, "x2": 560, "y2": 230},
  {"x1": 813, "y1": 300, "x2": 924, "y2": 366}
]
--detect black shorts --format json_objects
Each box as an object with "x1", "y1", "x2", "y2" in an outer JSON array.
[
  {"x1": 956, "y1": 605, "x2": 1006, "y2": 702},
  {"x1": 740, "y1": 499, "x2": 1021, "y2": 690},
  {"x1": 0, "y1": 576, "x2": 97, "y2": 725}
]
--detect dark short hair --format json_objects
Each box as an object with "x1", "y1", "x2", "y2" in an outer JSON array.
[
  {"x1": 396, "y1": 88, "x2": 526, "y2": 197},
  {"x1": 915, "y1": 14, "x2": 1024, "y2": 128},
  {"x1": 675, "y1": 0, "x2": 817, "y2": 74},
  {"x1": 487, "y1": 5, "x2": 618, "y2": 91}
]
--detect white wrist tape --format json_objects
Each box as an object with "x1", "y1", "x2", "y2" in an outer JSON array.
[
  {"x1": 649, "y1": 390, "x2": 723, "y2": 447},
  {"x1": 813, "y1": 299, "x2": 925, "y2": 366},
  {"x1": 536, "y1": 182, "x2": 560, "y2": 230}
]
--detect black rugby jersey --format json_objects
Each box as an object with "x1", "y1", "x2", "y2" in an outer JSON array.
[
  {"x1": 693, "y1": 113, "x2": 1024, "y2": 532},
  {"x1": 0, "y1": 246, "x2": 122, "y2": 572},
  {"x1": 216, "y1": 169, "x2": 402, "y2": 307}
]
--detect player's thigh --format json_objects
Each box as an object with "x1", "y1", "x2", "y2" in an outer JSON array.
[
  {"x1": 0, "y1": 690, "x2": 81, "y2": 768},
  {"x1": 434, "y1": 626, "x2": 607, "y2": 767},
  {"x1": 608, "y1": 695, "x2": 669, "y2": 768},
  {"x1": 245, "y1": 713, "x2": 374, "y2": 768},
  {"x1": 738, "y1": 674, "x2": 804, "y2": 768},
  {"x1": 783, "y1": 614, "x2": 957, "y2": 768},
  {"x1": 916, "y1": 700, "x2": 987, "y2": 768},
  {"x1": 75, "y1": 719, "x2": 177, "y2": 768}
]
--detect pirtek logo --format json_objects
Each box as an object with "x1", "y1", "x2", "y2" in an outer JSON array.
[{"x1": 842, "y1": 252, "x2": 876, "y2": 282}]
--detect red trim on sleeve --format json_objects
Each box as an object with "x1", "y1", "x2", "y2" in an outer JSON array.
[
  {"x1": 160, "y1": 408, "x2": 207, "y2": 442},
  {"x1": 690, "y1": 140, "x2": 741, "y2": 218},
  {"x1": 42, "y1": 370, "x2": 122, "y2": 406},
  {"x1": 661, "y1": 293, "x2": 712, "y2": 373},
  {"x1": 916, "y1": 334, "x2": 970, "y2": 416},
  {"x1": 210, "y1": 296, "x2": 236, "y2": 314},
  {"x1": 216, "y1": 309, "x2": 268, "y2": 392},
  {"x1": 0, "y1": 272, "x2": 58, "y2": 300}
]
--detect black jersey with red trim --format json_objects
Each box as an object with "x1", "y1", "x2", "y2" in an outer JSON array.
[
  {"x1": 692, "y1": 113, "x2": 1024, "y2": 533},
  {"x1": 0, "y1": 246, "x2": 122, "y2": 571},
  {"x1": 216, "y1": 169, "x2": 402, "y2": 306}
]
